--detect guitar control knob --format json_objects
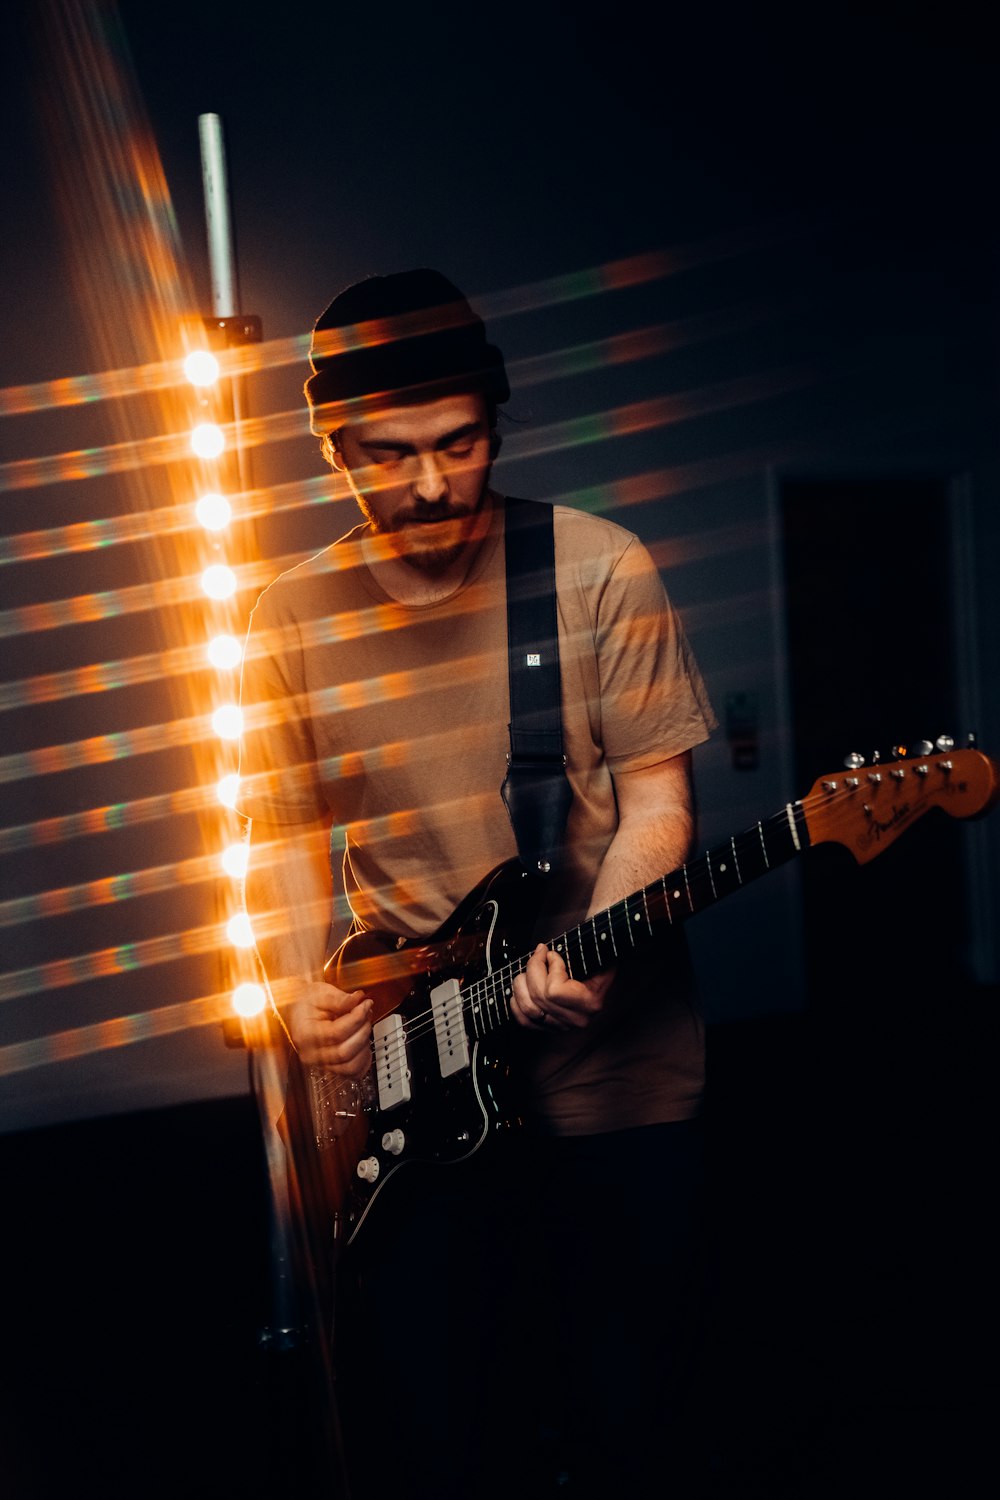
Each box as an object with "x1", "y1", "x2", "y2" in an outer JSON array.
[
  {"x1": 382, "y1": 1129, "x2": 405, "y2": 1156},
  {"x1": 356, "y1": 1156, "x2": 380, "y2": 1182}
]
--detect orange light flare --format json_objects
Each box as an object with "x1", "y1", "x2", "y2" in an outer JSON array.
[
  {"x1": 3, "y1": 2, "x2": 801, "y2": 1076},
  {"x1": 0, "y1": 850, "x2": 233, "y2": 928},
  {"x1": 0, "y1": 914, "x2": 248, "y2": 1005},
  {"x1": 0, "y1": 990, "x2": 247, "y2": 1080}
]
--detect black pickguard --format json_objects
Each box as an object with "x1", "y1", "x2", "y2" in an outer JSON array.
[{"x1": 301, "y1": 860, "x2": 540, "y2": 1247}]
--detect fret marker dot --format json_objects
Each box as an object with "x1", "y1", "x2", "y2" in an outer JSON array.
[
  {"x1": 673, "y1": 890, "x2": 681, "y2": 899},
  {"x1": 633, "y1": 912, "x2": 641, "y2": 922},
  {"x1": 600, "y1": 932, "x2": 607, "y2": 940},
  {"x1": 719, "y1": 862, "x2": 727, "y2": 873}
]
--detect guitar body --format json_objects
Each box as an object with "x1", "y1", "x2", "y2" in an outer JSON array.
[
  {"x1": 283, "y1": 858, "x2": 539, "y2": 1259},
  {"x1": 277, "y1": 743, "x2": 999, "y2": 1288}
]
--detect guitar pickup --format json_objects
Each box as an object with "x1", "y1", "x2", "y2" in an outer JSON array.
[
  {"x1": 373, "y1": 1013, "x2": 411, "y2": 1111},
  {"x1": 430, "y1": 977, "x2": 470, "y2": 1079}
]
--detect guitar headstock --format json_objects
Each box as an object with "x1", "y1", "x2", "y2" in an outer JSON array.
[{"x1": 801, "y1": 739, "x2": 1000, "y2": 864}]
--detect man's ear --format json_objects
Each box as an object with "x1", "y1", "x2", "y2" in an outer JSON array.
[{"x1": 323, "y1": 433, "x2": 344, "y2": 471}]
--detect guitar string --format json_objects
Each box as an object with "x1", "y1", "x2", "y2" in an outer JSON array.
[{"x1": 351, "y1": 770, "x2": 936, "y2": 1077}]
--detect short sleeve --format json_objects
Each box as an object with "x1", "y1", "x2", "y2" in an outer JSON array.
[{"x1": 593, "y1": 536, "x2": 717, "y2": 771}]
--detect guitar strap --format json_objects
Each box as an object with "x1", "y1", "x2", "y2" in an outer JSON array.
[{"x1": 500, "y1": 497, "x2": 573, "y2": 874}]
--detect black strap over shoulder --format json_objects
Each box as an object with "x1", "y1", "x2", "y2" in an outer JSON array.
[{"x1": 500, "y1": 497, "x2": 573, "y2": 874}]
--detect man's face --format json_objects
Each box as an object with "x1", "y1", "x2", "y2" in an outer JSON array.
[{"x1": 335, "y1": 392, "x2": 494, "y2": 574}]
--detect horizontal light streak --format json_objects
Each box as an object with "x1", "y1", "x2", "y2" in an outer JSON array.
[
  {"x1": 0, "y1": 553, "x2": 270, "y2": 640},
  {"x1": 0, "y1": 783, "x2": 225, "y2": 855},
  {"x1": 0, "y1": 913, "x2": 236, "y2": 1004},
  {"x1": 0, "y1": 708, "x2": 234, "y2": 786},
  {"x1": 0, "y1": 637, "x2": 243, "y2": 714},
  {"x1": 505, "y1": 362, "x2": 816, "y2": 463},
  {"x1": 1, "y1": 350, "x2": 813, "y2": 513},
  {"x1": 512, "y1": 298, "x2": 792, "y2": 389},
  {"x1": 0, "y1": 476, "x2": 333, "y2": 568},
  {"x1": 0, "y1": 221, "x2": 794, "y2": 419},
  {"x1": 0, "y1": 335, "x2": 305, "y2": 417},
  {"x1": 480, "y1": 221, "x2": 799, "y2": 324},
  {"x1": 0, "y1": 406, "x2": 307, "y2": 494},
  {"x1": 0, "y1": 850, "x2": 226, "y2": 928},
  {"x1": 0, "y1": 990, "x2": 236, "y2": 1079}
]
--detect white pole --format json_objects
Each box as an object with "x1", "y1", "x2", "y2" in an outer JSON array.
[{"x1": 198, "y1": 113, "x2": 238, "y2": 317}]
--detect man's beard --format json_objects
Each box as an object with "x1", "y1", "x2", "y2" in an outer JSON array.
[{"x1": 357, "y1": 486, "x2": 489, "y2": 575}]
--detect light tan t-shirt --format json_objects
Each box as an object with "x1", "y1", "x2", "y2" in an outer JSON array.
[{"x1": 237, "y1": 498, "x2": 716, "y2": 1134}]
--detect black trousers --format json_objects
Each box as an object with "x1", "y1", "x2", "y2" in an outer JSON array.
[{"x1": 333, "y1": 1118, "x2": 706, "y2": 1500}]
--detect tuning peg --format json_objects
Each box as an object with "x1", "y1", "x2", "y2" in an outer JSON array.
[
  {"x1": 966, "y1": 731, "x2": 978, "y2": 749},
  {"x1": 914, "y1": 739, "x2": 934, "y2": 757},
  {"x1": 844, "y1": 752, "x2": 865, "y2": 769},
  {"x1": 935, "y1": 735, "x2": 955, "y2": 752},
  {"x1": 891, "y1": 744, "x2": 907, "y2": 759}
]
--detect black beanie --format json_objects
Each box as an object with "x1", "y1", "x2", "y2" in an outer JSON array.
[{"x1": 304, "y1": 268, "x2": 510, "y2": 435}]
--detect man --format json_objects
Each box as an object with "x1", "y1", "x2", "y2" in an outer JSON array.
[{"x1": 238, "y1": 269, "x2": 716, "y2": 1499}]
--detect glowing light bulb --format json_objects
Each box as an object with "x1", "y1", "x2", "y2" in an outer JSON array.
[
  {"x1": 201, "y1": 563, "x2": 237, "y2": 600},
  {"x1": 183, "y1": 350, "x2": 221, "y2": 387},
  {"x1": 227, "y1": 911, "x2": 255, "y2": 949},
  {"x1": 221, "y1": 841, "x2": 249, "y2": 878},
  {"x1": 195, "y1": 492, "x2": 232, "y2": 531},
  {"x1": 212, "y1": 703, "x2": 243, "y2": 740},
  {"x1": 232, "y1": 982, "x2": 266, "y2": 1018},
  {"x1": 217, "y1": 772, "x2": 240, "y2": 808},
  {"x1": 207, "y1": 633, "x2": 242, "y2": 670},
  {"x1": 191, "y1": 421, "x2": 225, "y2": 459}
]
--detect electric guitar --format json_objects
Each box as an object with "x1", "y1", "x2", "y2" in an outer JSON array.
[{"x1": 281, "y1": 741, "x2": 998, "y2": 1263}]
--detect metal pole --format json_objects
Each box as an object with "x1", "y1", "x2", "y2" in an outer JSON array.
[{"x1": 198, "y1": 113, "x2": 238, "y2": 317}]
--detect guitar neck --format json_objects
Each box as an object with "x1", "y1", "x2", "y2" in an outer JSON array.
[{"x1": 468, "y1": 801, "x2": 809, "y2": 1038}]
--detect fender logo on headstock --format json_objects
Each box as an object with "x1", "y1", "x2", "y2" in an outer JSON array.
[{"x1": 860, "y1": 800, "x2": 914, "y2": 847}]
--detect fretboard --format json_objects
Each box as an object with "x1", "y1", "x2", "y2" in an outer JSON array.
[{"x1": 465, "y1": 801, "x2": 809, "y2": 1038}]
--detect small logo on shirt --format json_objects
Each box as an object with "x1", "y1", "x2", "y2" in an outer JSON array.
[{"x1": 526, "y1": 653, "x2": 541, "y2": 667}]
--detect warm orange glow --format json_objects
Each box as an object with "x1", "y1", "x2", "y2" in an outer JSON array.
[
  {"x1": 183, "y1": 349, "x2": 221, "y2": 387},
  {"x1": 232, "y1": 981, "x2": 266, "y2": 1017},
  {"x1": 201, "y1": 563, "x2": 237, "y2": 600},
  {"x1": 226, "y1": 912, "x2": 255, "y2": 949},
  {"x1": 221, "y1": 842, "x2": 249, "y2": 878},
  {"x1": 216, "y1": 773, "x2": 240, "y2": 809},
  {"x1": 207, "y1": 634, "x2": 242, "y2": 670},
  {"x1": 211, "y1": 703, "x2": 242, "y2": 740},
  {"x1": 195, "y1": 492, "x2": 231, "y2": 530},
  {"x1": 190, "y1": 421, "x2": 225, "y2": 458}
]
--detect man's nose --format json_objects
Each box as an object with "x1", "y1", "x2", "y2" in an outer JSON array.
[{"x1": 411, "y1": 451, "x2": 448, "y2": 503}]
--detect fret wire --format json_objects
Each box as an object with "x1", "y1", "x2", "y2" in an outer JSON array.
[
  {"x1": 731, "y1": 835, "x2": 743, "y2": 884},
  {"x1": 622, "y1": 895, "x2": 636, "y2": 947},
  {"x1": 660, "y1": 876, "x2": 675, "y2": 925},
  {"x1": 605, "y1": 907, "x2": 618, "y2": 959},
  {"x1": 705, "y1": 850, "x2": 718, "y2": 902},
  {"x1": 682, "y1": 864, "x2": 694, "y2": 913},
  {"x1": 575, "y1": 924, "x2": 589, "y2": 978},
  {"x1": 757, "y1": 821, "x2": 770, "y2": 868}
]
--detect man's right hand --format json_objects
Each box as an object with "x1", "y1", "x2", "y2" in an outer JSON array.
[{"x1": 286, "y1": 979, "x2": 373, "y2": 1074}]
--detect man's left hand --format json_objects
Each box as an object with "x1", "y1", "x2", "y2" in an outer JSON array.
[{"x1": 511, "y1": 943, "x2": 615, "y2": 1032}]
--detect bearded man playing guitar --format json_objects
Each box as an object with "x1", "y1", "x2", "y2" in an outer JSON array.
[{"x1": 237, "y1": 269, "x2": 717, "y2": 1500}]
